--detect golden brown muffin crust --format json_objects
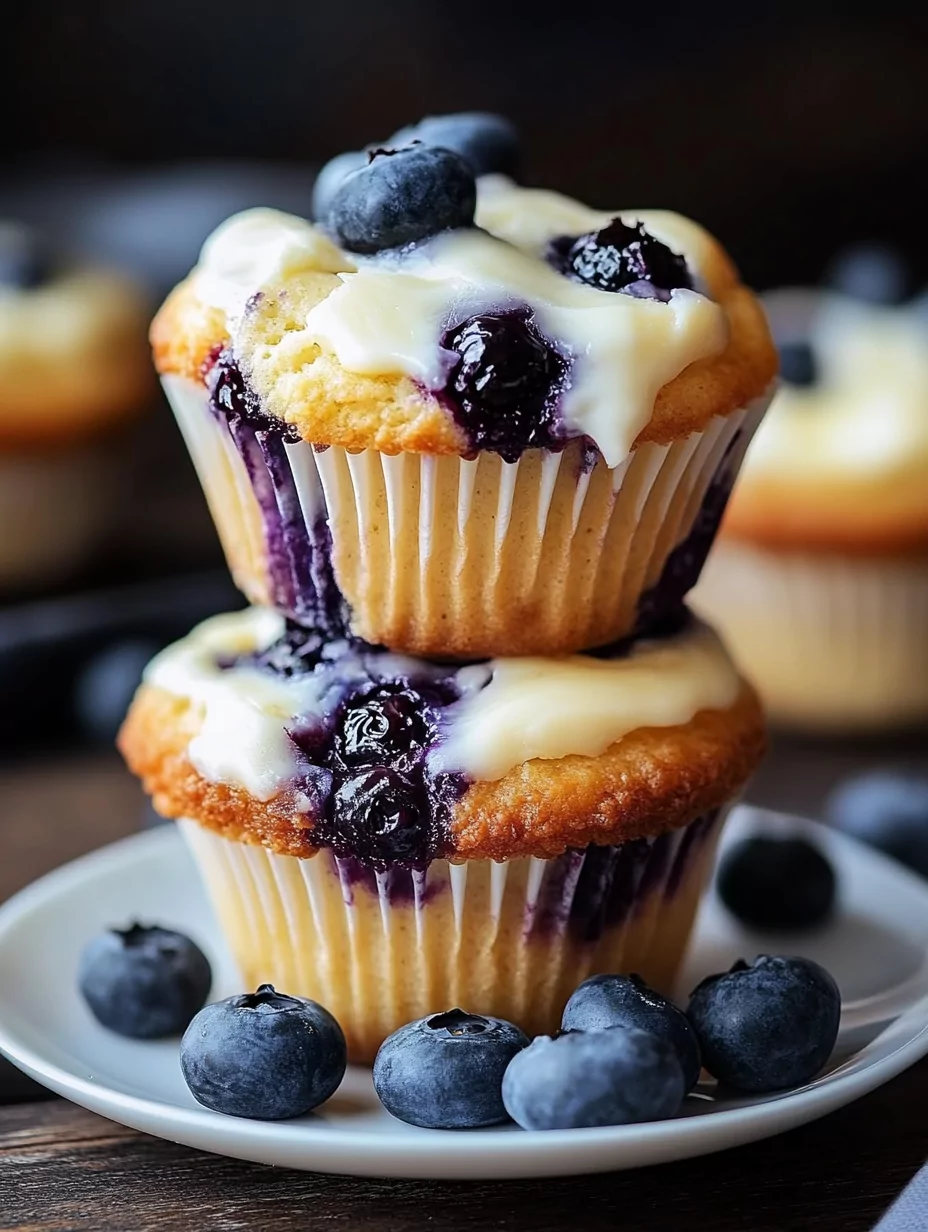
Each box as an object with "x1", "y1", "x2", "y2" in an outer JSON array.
[
  {"x1": 152, "y1": 266, "x2": 776, "y2": 457},
  {"x1": 119, "y1": 681, "x2": 765, "y2": 862}
]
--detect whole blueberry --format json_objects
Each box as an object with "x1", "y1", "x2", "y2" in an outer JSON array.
[
  {"x1": 717, "y1": 835, "x2": 837, "y2": 931},
  {"x1": 331, "y1": 767, "x2": 430, "y2": 865},
  {"x1": 825, "y1": 773, "x2": 928, "y2": 878},
  {"x1": 374, "y1": 1008, "x2": 529, "y2": 1128},
  {"x1": 0, "y1": 222, "x2": 56, "y2": 289},
  {"x1": 388, "y1": 112, "x2": 520, "y2": 177},
  {"x1": 502, "y1": 1027, "x2": 685, "y2": 1130},
  {"x1": 442, "y1": 310, "x2": 568, "y2": 461},
  {"x1": 333, "y1": 684, "x2": 430, "y2": 774},
  {"x1": 78, "y1": 924, "x2": 212, "y2": 1039},
  {"x1": 180, "y1": 984, "x2": 346, "y2": 1119},
  {"x1": 778, "y1": 340, "x2": 818, "y2": 387},
  {"x1": 554, "y1": 218, "x2": 692, "y2": 298},
  {"x1": 311, "y1": 149, "x2": 368, "y2": 222},
  {"x1": 825, "y1": 243, "x2": 911, "y2": 304},
  {"x1": 561, "y1": 974, "x2": 701, "y2": 1091},
  {"x1": 687, "y1": 955, "x2": 841, "y2": 1093},
  {"x1": 327, "y1": 146, "x2": 476, "y2": 254}
]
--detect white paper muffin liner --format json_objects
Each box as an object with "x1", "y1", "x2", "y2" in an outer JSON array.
[
  {"x1": 693, "y1": 540, "x2": 928, "y2": 730},
  {"x1": 179, "y1": 809, "x2": 725, "y2": 1063},
  {"x1": 163, "y1": 373, "x2": 771, "y2": 654},
  {"x1": 0, "y1": 447, "x2": 112, "y2": 589}
]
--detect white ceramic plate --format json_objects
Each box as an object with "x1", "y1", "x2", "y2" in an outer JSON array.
[{"x1": 1, "y1": 807, "x2": 927, "y2": 1180}]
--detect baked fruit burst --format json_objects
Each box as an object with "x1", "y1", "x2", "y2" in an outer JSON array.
[
  {"x1": 119, "y1": 607, "x2": 765, "y2": 1063},
  {"x1": 152, "y1": 113, "x2": 776, "y2": 658}
]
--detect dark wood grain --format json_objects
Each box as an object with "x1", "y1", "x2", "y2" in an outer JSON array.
[
  {"x1": 1, "y1": 748, "x2": 927, "y2": 1230},
  {"x1": 1, "y1": 1071, "x2": 925, "y2": 1232}
]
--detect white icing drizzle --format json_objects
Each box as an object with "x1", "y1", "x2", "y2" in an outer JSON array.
[
  {"x1": 145, "y1": 608, "x2": 740, "y2": 797},
  {"x1": 192, "y1": 182, "x2": 728, "y2": 468},
  {"x1": 744, "y1": 291, "x2": 928, "y2": 484}
]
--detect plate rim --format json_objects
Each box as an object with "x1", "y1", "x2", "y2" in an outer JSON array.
[{"x1": 3, "y1": 820, "x2": 928, "y2": 1179}]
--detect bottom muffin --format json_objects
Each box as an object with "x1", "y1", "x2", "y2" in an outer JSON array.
[{"x1": 119, "y1": 608, "x2": 765, "y2": 1062}]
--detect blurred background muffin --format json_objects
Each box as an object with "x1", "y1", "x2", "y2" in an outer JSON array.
[
  {"x1": 694, "y1": 249, "x2": 928, "y2": 731},
  {"x1": 0, "y1": 221, "x2": 151, "y2": 591}
]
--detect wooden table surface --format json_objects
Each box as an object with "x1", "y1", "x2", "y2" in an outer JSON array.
[{"x1": 1, "y1": 747, "x2": 926, "y2": 1232}]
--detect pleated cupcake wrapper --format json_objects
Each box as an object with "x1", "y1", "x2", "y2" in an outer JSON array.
[
  {"x1": 163, "y1": 374, "x2": 772, "y2": 653},
  {"x1": 694, "y1": 541, "x2": 928, "y2": 729},
  {"x1": 0, "y1": 446, "x2": 114, "y2": 588},
  {"x1": 179, "y1": 809, "x2": 725, "y2": 1064}
]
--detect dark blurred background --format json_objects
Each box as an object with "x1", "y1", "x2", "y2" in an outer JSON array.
[
  {"x1": 4, "y1": 2, "x2": 928, "y2": 291},
  {"x1": 2, "y1": 2, "x2": 928, "y2": 757}
]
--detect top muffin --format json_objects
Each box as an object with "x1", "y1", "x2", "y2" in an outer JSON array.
[{"x1": 152, "y1": 114, "x2": 776, "y2": 657}]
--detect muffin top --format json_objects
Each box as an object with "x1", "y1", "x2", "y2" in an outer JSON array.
[
  {"x1": 119, "y1": 606, "x2": 765, "y2": 864},
  {"x1": 153, "y1": 115, "x2": 775, "y2": 468},
  {"x1": 0, "y1": 222, "x2": 153, "y2": 446},
  {"x1": 723, "y1": 288, "x2": 928, "y2": 553}
]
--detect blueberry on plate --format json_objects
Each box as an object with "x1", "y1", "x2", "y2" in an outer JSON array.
[
  {"x1": 687, "y1": 955, "x2": 841, "y2": 1093},
  {"x1": 388, "y1": 112, "x2": 520, "y2": 178},
  {"x1": 327, "y1": 145, "x2": 476, "y2": 254},
  {"x1": 0, "y1": 221, "x2": 56, "y2": 289},
  {"x1": 78, "y1": 924, "x2": 212, "y2": 1039},
  {"x1": 502, "y1": 1026, "x2": 685, "y2": 1130},
  {"x1": 373, "y1": 1008, "x2": 528, "y2": 1128},
  {"x1": 181, "y1": 984, "x2": 346, "y2": 1119},
  {"x1": 311, "y1": 149, "x2": 369, "y2": 222},
  {"x1": 561, "y1": 974, "x2": 701, "y2": 1091},
  {"x1": 824, "y1": 243, "x2": 911, "y2": 304},
  {"x1": 717, "y1": 835, "x2": 837, "y2": 931},
  {"x1": 778, "y1": 339, "x2": 818, "y2": 387},
  {"x1": 825, "y1": 773, "x2": 928, "y2": 878}
]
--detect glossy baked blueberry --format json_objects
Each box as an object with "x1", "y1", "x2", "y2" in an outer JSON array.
[
  {"x1": 373, "y1": 1008, "x2": 529, "y2": 1128},
  {"x1": 327, "y1": 146, "x2": 476, "y2": 254},
  {"x1": 553, "y1": 219, "x2": 693, "y2": 298},
  {"x1": 825, "y1": 243, "x2": 911, "y2": 304},
  {"x1": 825, "y1": 773, "x2": 928, "y2": 878},
  {"x1": 687, "y1": 955, "x2": 841, "y2": 1093},
  {"x1": 180, "y1": 984, "x2": 346, "y2": 1119},
  {"x1": 717, "y1": 835, "x2": 837, "y2": 931},
  {"x1": 778, "y1": 340, "x2": 818, "y2": 387},
  {"x1": 561, "y1": 974, "x2": 701, "y2": 1091},
  {"x1": 330, "y1": 767, "x2": 431, "y2": 865},
  {"x1": 243, "y1": 619, "x2": 327, "y2": 677},
  {"x1": 0, "y1": 222, "x2": 55, "y2": 289},
  {"x1": 441, "y1": 310, "x2": 568, "y2": 461},
  {"x1": 311, "y1": 149, "x2": 369, "y2": 222},
  {"x1": 388, "y1": 112, "x2": 520, "y2": 177},
  {"x1": 333, "y1": 684, "x2": 431, "y2": 775},
  {"x1": 78, "y1": 924, "x2": 212, "y2": 1039},
  {"x1": 502, "y1": 1027, "x2": 685, "y2": 1130}
]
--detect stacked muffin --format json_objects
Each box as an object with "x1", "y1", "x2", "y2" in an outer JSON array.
[{"x1": 121, "y1": 115, "x2": 775, "y2": 1062}]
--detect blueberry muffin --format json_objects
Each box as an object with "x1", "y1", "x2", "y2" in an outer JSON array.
[
  {"x1": 119, "y1": 606, "x2": 765, "y2": 1061},
  {"x1": 152, "y1": 114, "x2": 776, "y2": 657},
  {"x1": 0, "y1": 222, "x2": 152, "y2": 588},
  {"x1": 695, "y1": 257, "x2": 928, "y2": 730}
]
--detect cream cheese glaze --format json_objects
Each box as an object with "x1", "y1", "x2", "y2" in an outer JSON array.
[
  {"x1": 743, "y1": 292, "x2": 928, "y2": 487},
  {"x1": 145, "y1": 607, "x2": 741, "y2": 799},
  {"x1": 191, "y1": 179, "x2": 729, "y2": 468}
]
